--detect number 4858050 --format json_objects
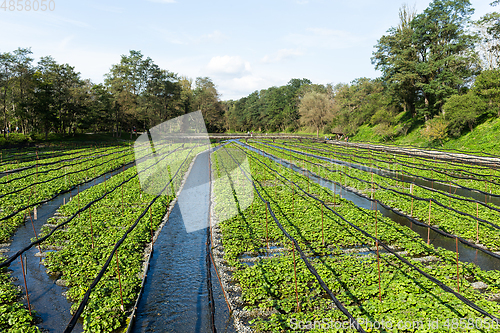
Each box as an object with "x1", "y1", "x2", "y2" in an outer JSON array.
[{"x1": 1, "y1": 0, "x2": 56, "y2": 11}]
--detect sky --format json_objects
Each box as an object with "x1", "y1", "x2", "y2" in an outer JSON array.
[{"x1": 0, "y1": 0, "x2": 494, "y2": 100}]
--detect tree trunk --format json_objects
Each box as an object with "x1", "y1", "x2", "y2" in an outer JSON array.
[{"x1": 316, "y1": 126, "x2": 319, "y2": 138}]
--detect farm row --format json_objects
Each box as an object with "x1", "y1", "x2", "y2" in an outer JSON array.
[
  {"x1": 0, "y1": 142, "x2": 206, "y2": 332},
  {"x1": 247, "y1": 140, "x2": 500, "y2": 253},
  {"x1": 211, "y1": 142, "x2": 500, "y2": 332}
]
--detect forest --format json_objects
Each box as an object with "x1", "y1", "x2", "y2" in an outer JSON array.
[{"x1": 1, "y1": 0, "x2": 500, "y2": 143}]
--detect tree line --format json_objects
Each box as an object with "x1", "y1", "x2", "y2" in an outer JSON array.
[
  {"x1": 226, "y1": 0, "x2": 500, "y2": 142},
  {"x1": 0, "y1": 49, "x2": 225, "y2": 139},
  {"x1": 2, "y1": 0, "x2": 500, "y2": 142}
]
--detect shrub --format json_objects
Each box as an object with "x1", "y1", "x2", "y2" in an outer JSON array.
[
  {"x1": 421, "y1": 116, "x2": 449, "y2": 145},
  {"x1": 443, "y1": 93, "x2": 488, "y2": 137}
]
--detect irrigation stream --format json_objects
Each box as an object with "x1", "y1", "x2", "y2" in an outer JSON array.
[
  {"x1": 132, "y1": 151, "x2": 234, "y2": 333},
  {"x1": 239, "y1": 141, "x2": 500, "y2": 271},
  {"x1": 3, "y1": 141, "x2": 499, "y2": 332},
  {"x1": 2, "y1": 165, "x2": 132, "y2": 332},
  {"x1": 259, "y1": 141, "x2": 500, "y2": 206}
]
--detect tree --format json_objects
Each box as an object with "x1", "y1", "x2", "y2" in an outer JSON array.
[
  {"x1": 105, "y1": 50, "x2": 154, "y2": 134},
  {"x1": 443, "y1": 93, "x2": 488, "y2": 135},
  {"x1": 473, "y1": 69, "x2": 500, "y2": 116},
  {"x1": 105, "y1": 50, "x2": 183, "y2": 133},
  {"x1": 373, "y1": 1, "x2": 479, "y2": 120},
  {"x1": 192, "y1": 77, "x2": 225, "y2": 132},
  {"x1": 476, "y1": 1, "x2": 500, "y2": 69},
  {"x1": 142, "y1": 67, "x2": 182, "y2": 128},
  {"x1": 87, "y1": 83, "x2": 115, "y2": 132},
  {"x1": 331, "y1": 78, "x2": 392, "y2": 135},
  {"x1": 411, "y1": 0, "x2": 479, "y2": 115},
  {"x1": 372, "y1": 4, "x2": 419, "y2": 117},
  {"x1": 298, "y1": 91, "x2": 333, "y2": 137},
  {"x1": 0, "y1": 52, "x2": 15, "y2": 138},
  {"x1": 11, "y1": 48, "x2": 35, "y2": 134}
]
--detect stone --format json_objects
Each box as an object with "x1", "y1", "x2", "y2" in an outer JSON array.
[{"x1": 470, "y1": 281, "x2": 488, "y2": 290}]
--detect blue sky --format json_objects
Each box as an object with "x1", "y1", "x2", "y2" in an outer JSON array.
[{"x1": 1, "y1": 0, "x2": 493, "y2": 100}]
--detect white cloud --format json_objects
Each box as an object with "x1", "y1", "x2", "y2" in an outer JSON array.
[
  {"x1": 261, "y1": 48, "x2": 303, "y2": 63},
  {"x1": 215, "y1": 74, "x2": 287, "y2": 100},
  {"x1": 231, "y1": 75, "x2": 267, "y2": 92},
  {"x1": 286, "y1": 28, "x2": 363, "y2": 49},
  {"x1": 207, "y1": 55, "x2": 251, "y2": 76}
]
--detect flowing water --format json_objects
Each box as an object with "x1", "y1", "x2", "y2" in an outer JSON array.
[
  {"x1": 239, "y1": 141, "x2": 500, "y2": 271},
  {"x1": 258, "y1": 141, "x2": 500, "y2": 206},
  {"x1": 3, "y1": 164, "x2": 132, "y2": 332},
  {"x1": 132, "y1": 151, "x2": 234, "y2": 333}
]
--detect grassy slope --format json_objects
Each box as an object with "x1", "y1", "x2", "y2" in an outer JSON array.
[
  {"x1": 3, "y1": 119, "x2": 499, "y2": 154},
  {"x1": 351, "y1": 117, "x2": 500, "y2": 154}
]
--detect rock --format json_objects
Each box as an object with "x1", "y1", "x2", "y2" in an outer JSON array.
[
  {"x1": 34, "y1": 251, "x2": 46, "y2": 257},
  {"x1": 55, "y1": 279, "x2": 68, "y2": 287},
  {"x1": 471, "y1": 281, "x2": 488, "y2": 290}
]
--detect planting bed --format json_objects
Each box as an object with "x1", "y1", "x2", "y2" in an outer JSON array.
[
  {"x1": 1, "y1": 139, "x2": 500, "y2": 333},
  {"x1": 210, "y1": 141, "x2": 500, "y2": 332}
]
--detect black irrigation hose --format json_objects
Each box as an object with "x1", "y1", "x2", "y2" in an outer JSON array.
[
  {"x1": 0, "y1": 147, "x2": 134, "y2": 185},
  {"x1": 351, "y1": 144, "x2": 497, "y2": 172},
  {"x1": 309, "y1": 140, "x2": 499, "y2": 169},
  {"x1": 64, "y1": 145, "x2": 198, "y2": 333},
  {"x1": 237, "y1": 143, "x2": 500, "y2": 322},
  {"x1": 356, "y1": 157, "x2": 500, "y2": 199},
  {"x1": 297, "y1": 140, "x2": 500, "y2": 180},
  {"x1": 0, "y1": 170, "x2": 135, "y2": 268},
  {"x1": 207, "y1": 226, "x2": 217, "y2": 333},
  {"x1": 0, "y1": 144, "x2": 101, "y2": 166},
  {"x1": 0, "y1": 144, "x2": 187, "y2": 268},
  {"x1": 335, "y1": 139, "x2": 497, "y2": 160},
  {"x1": 337, "y1": 141, "x2": 500, "y2": 168},
  {"x1": 319, "y1": 144, "x2": 500, "y2": 185},
  {"x1": 0, "y1": 145, "x2": 127, "y2": 174},
  {"x1": 0, "y1": 149, "x2": 135, "y2": 199},
  {"x1": 277, "y1": 142, "x2": 500, "y2": 211},
  {"x1": 252, "y1": 146, "x2": 495, "y2": 284},
  {"x1": 262, "y1": 141, "x2": 500, "y2": 188},
  {"x1": 292, "y1": 138, "x2": 500, "y2": 171},
  {"x1": 253, "y1": 142, "x2": 500, "y2": 230},
  {"x1": 296, "y1": 143, "x2": 500, "y2": 185},
  {"x1": 0, "y1": 143, "x2": 174, "y2": 222},
  {"x1": 0, "y1": 160, "x2": 135, "y2": 223},
  {"x1": 350, "y1": 139, "x2": 500, "y2": 159},
  {"x1": 220, "y1": 145, "x2": 367, "y2": 333},
  {"x1": 241, "y1": 143, "x2": 500, "y2": 261},
  {"x1": 0, "y1": 142, "x2": 128, "y2": 166}
]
